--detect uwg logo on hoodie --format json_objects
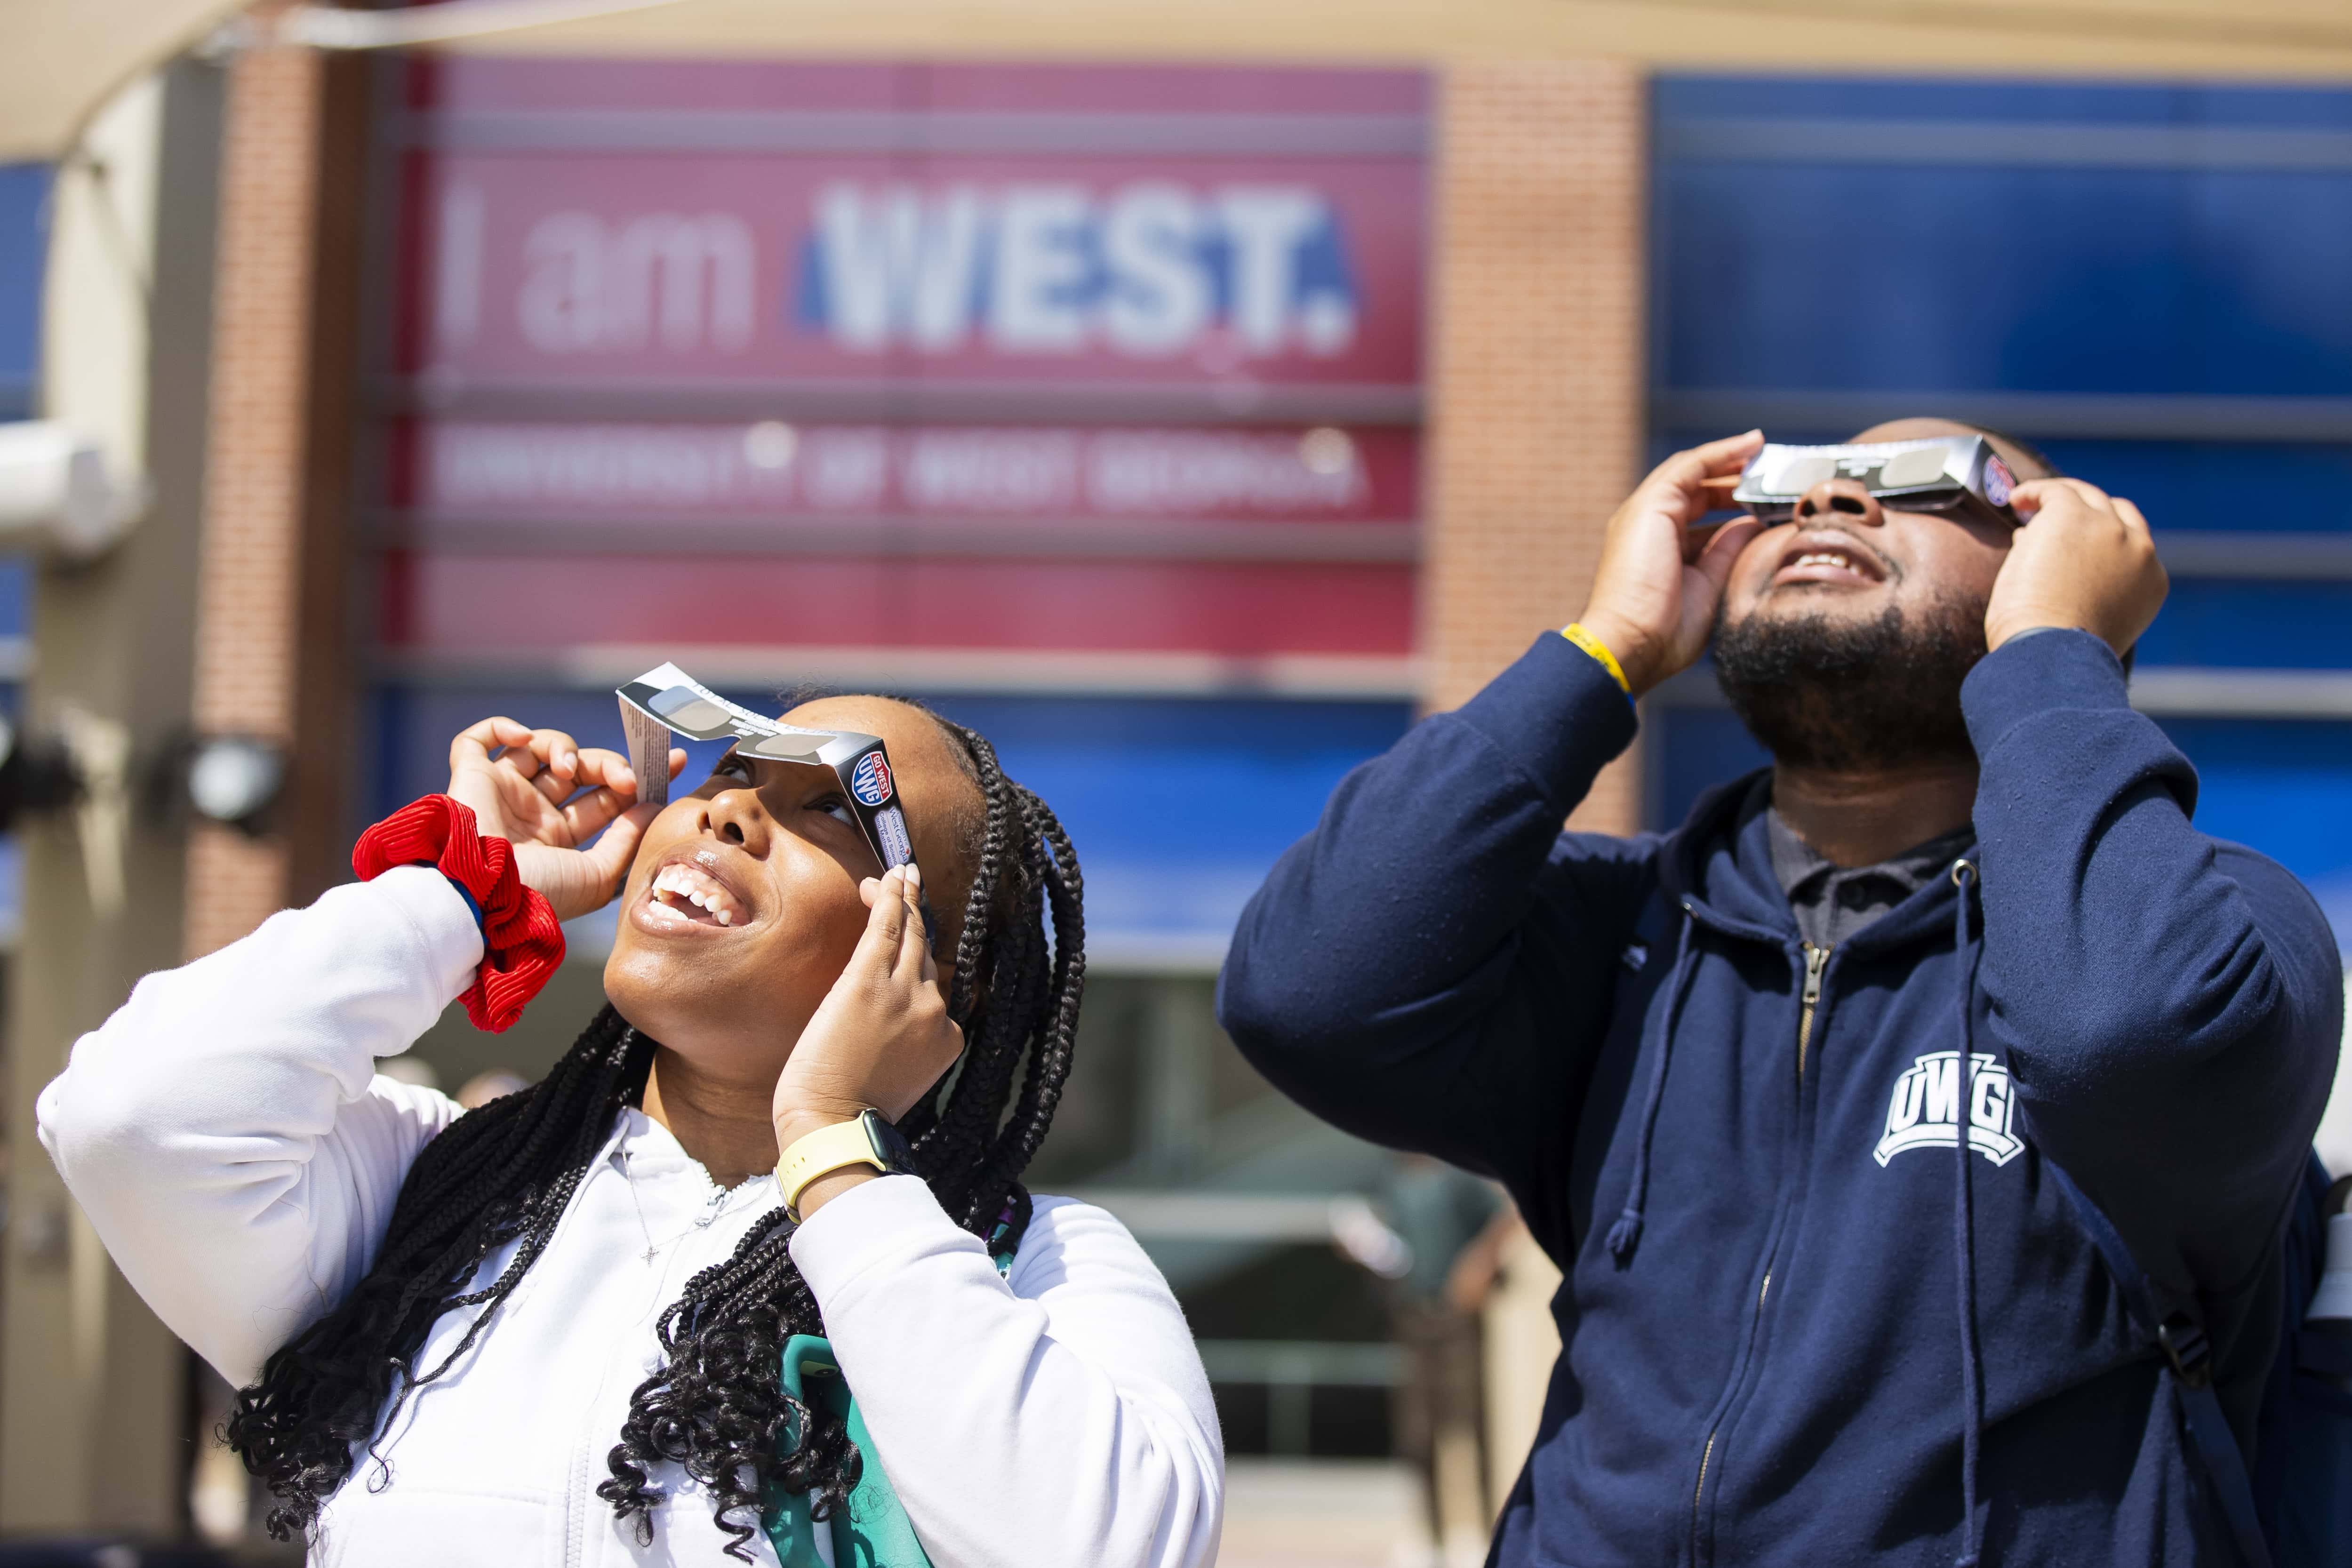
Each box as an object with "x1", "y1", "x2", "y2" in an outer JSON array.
[
  {"x1": 793, "y1": 182, "x2": 1361, "y2": 359},
  {"x1": 1874, "y1": 1051, "x2": 2026, "y2": 1167}
]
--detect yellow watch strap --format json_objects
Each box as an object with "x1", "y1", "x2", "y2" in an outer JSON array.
[{"x1": 776, "y1": 1115, "x2": 883, "y2": 1220}]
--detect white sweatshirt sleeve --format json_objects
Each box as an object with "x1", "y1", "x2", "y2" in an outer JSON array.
[
  {"x1": 790, "y1": 1175, "x2": 1224, "y2": 1568},
  {"x1": 36, "y1": 865, "x2": 483, "y2": 1386}
]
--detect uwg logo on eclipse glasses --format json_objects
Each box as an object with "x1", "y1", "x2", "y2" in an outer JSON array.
[{"x1": 792, "y1": 182, "x2": 1362, "y2": 359}]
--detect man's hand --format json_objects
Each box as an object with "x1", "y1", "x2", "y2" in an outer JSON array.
[
  {"x1": 772, "y1": 866, "x2": 964, "y2": 1216},
  {"x1": 443, "y1": 717, "x2": 683, "y2": 922},
  {"x1": 1576, "y1": 431, "x2": 1768, "y2": 697},
  {"x1": 1984, "y1": 479, "x2": 2167, "y2": 656}
]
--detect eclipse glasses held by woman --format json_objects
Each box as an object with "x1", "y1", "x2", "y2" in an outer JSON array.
[
  {"x1": 616, "y1": 664, "x2": 917, "y2": 876},
  {"x1": 1699, "y1": 435, "x2": 2021, "y2": 529}
]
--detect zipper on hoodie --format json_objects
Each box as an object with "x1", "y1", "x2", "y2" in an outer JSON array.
[
  {"x1": 563, "y1": 1433, "x2": 591, "y2": 1568},
  {"x1": 1794, "y1": 943, "x2": 1829, "y2": 1080},
  {"x1": 1688, "y1": 941, "x2": 1832, "y2": 1566}
]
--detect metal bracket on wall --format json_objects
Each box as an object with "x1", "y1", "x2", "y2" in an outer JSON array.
[{"x1": 57, "y1": 706, "x2": 130, "y2": 920}]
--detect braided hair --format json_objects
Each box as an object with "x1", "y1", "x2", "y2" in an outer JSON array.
[{"x1": 225, "y1": 712, "x2": 1085, "y2": 1558}]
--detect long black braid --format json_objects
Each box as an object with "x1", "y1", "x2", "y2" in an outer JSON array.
[{"x1": 225, "y1": 713, "x2": 1086, "y2": 1559}]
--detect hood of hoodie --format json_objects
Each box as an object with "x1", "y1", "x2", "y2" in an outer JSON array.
[{"x1": 1656, "y1": 767, "x2": 1975, "y2": 959}]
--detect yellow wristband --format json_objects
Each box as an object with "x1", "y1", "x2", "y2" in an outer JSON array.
[{"x1": 1562, "y1": 622, "x2": 1634, "y2": 699}]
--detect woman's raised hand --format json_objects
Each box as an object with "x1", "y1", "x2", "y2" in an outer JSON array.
[
  {"x1": 772, "y1": 865, "x2": 965, "y2": 1155},
  {"x1": 444, "y1": 717, "x2": 685, "y2": 922}
]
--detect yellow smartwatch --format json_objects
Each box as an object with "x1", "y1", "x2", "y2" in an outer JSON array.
[{"x1": 776, "y1": 1108, "x2": 915, "y2": 1222}]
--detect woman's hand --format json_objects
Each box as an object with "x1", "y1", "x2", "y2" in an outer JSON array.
[
  {"x1": 443, "y1": 717, "x2": 684, "y2": 922},
  {"x1": 772, "y1": 866, "x2": 964, "y2": 1212}
]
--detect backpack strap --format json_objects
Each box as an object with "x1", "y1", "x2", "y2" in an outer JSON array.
[
  {"x1": 768, "y1": 1334, "x2": 938, "y2": 1568},
  {"x1": 2045, "y1": 1162, "x2": 2275, "y2": 1568},
  {"x1": 2298, "y1": 1331, "x2": 2352, "y2": 1382},
  {"x1": 987, "y1": 1205, "x2": 1021, "y2": 1277},
  {"x1": 764, "y1": 1215, "x2": 1024, "y2": 1565}
]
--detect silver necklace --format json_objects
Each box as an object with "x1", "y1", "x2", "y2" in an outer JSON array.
[{"x1": 620, "y1": 1149, "x2": 768, "y2": 1266}]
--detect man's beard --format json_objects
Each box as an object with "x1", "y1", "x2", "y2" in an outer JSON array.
[{"x1": 1713, "y1": 592, "x2": 1988, "y2": 773}]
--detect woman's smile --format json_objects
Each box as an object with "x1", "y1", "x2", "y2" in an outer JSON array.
[{"x1": 633, "y1": 850, "x2": 757, "y2": 936}]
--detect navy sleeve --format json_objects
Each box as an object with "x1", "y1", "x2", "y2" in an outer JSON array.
[
  {"x1": 1962, "y1": 630, "x2": 2343, "y2": 1298},
  {"x1": 1216, "y1": 633, "x2": 1648, "y2": 1206}
]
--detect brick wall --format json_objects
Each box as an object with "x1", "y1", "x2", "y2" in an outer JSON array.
[
  {"x1": 1422, "y1": 60, "x2": 1646, "y2": 835},
  {"x1": 183, "y1": 40, "x2": 322, "y2": 960}
]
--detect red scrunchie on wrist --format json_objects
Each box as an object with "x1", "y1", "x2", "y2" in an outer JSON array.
[{"x1": 352, "y1": 795, "x2": 565, "y2": 1033}]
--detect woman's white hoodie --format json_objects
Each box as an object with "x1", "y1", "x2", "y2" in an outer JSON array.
[{"x1": 36, "y1": 866, "x2": 1224, "y2": 1568}]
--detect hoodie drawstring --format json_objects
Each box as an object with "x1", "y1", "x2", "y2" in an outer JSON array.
[
  {"x1": 1950, "y1": 859, "x2": 1987, "y2": 1568},
  {"x1": 1607, "y1": 903, "x2": 1699, "y2": 1265}
]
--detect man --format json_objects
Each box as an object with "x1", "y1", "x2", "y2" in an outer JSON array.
[
  {"x1": 1218, "y1": 424, "x2": 2341, "y2": 1565},
  {"x1": 1336, "y1": 1154, "x2": 1510, "y2": 1567}
]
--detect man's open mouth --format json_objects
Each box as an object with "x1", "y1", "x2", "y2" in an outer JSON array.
[
  {"x1": 645, "y1": 859, "x2": 750, "y2": 928},
  {"x1": 1772, "y1": 532, "x2": 1888, "y2": 588}
]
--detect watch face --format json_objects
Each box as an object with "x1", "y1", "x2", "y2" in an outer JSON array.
[{"x1": 862, "y1": 1109, "x2": 915, "y2": 1174}]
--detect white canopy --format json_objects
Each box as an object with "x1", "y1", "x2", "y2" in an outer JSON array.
[
  {"x1": 8, "y1": 0, "x2": 2352, "y2": 163},
  {"x1": 5, "y1": 0, "x2": 243, "y2": 162}
]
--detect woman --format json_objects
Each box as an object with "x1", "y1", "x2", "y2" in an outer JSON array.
[{"x1": 39, "y1": 696, "x2": 1223, "y2": 1567}]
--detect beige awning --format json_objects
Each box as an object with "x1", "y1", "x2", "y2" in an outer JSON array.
[
  {"x1": 442, "y1": 0, "x2": 2352, "y2": 79},
  {"x1": 12, "y1": 0, "x2": 2352, "y2": 164},
  {"x1": 4, "y1": 0, "x2": 245, "y2": 161}
]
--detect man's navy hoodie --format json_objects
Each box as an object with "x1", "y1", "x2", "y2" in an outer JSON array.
[{"x1": 1217, "y1": 628, "x2": 2343, "y2": 1566}]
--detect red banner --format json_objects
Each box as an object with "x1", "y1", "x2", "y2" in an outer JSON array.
[
  {"x1": 379, "y1": 555, "x2": 1414, "y2": 660},
  {"x1": 395, "y1": 61, "x2": 1426, "y2": 400},
  {"x1": 392, "y1": 421, "x2": 1416, "y2": 528},
  {"x1": 379, "y1": 59, "x2": 1427, "y2": 679}
]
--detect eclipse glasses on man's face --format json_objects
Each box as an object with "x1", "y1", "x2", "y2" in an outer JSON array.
[
  {"x1": 1721, "y1": 436, "x2": 2022, "y2": 529},
  {"x1": 616, "y1": 664, "x2": 916, "y2": 876}
]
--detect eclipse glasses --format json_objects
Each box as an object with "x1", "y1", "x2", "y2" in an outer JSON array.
[
  {"x1": 616, "y1": 664, "x2": 916, "y2": 875},
  {"x1": 1713, "y1": 436, "x2": 2022, "y2": 528}
]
